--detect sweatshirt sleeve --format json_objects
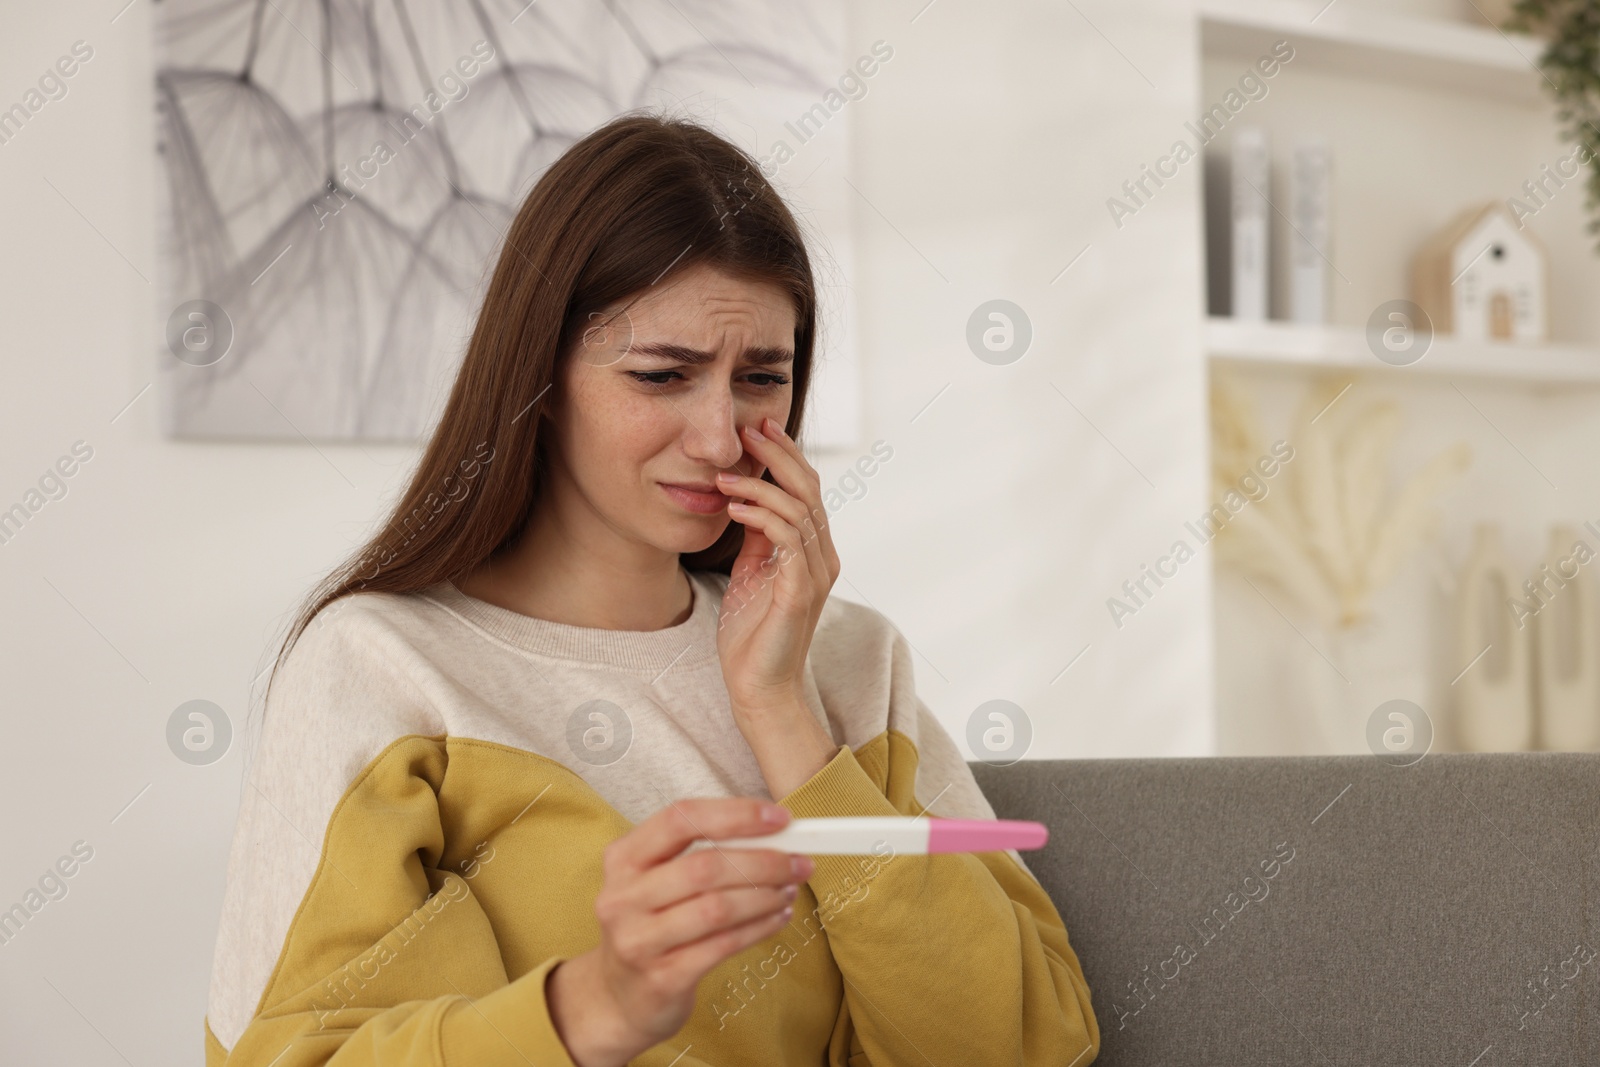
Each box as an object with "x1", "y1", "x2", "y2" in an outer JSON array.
[
  {"x1": 780, "y1": 625, "x2": 1100, "y2": 1066},
  {"x1": 208, "y1": 734, "x2": 583, "y2": 1067},
  {"x1": 204, "y1": 603, "x2": 584, "y2": 1067}
]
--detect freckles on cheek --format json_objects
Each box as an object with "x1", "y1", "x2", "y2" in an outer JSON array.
[
  {"x1": 610, "y1": 402, "x2": 681, "y2": 484},
  {"x1": 622, "y1": 403, "x2": 679, "y2": 450}
]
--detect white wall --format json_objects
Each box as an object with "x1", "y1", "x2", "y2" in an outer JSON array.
[
  {"x1": 0, "y1": 0, "x2": 1211, "y2": 1059},
  {"x1": 839, "y1": 0, "x2": 1210, "y2": 762}
]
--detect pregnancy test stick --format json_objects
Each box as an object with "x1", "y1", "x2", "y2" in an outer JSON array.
[{"x1": 685, "y1": 816, "x2": 1048, "y2": 855}]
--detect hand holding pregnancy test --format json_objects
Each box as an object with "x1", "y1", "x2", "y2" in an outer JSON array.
[{"x1": 684, "y1": 816, "x2": 1049, "y2": 855}]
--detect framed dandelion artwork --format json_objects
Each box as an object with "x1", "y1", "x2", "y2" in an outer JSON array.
[{"x1": 153, "y1": 0, "x2": 860, "y2": 447}]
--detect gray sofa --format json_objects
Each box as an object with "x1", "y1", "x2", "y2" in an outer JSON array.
[{"x1": 969, "y1": 752, "x2": 1600, "y2": 1066}]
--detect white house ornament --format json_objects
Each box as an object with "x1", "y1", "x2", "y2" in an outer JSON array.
[{"x1": 1412, "y1": 201, "x2": 1547, "y2": 343}]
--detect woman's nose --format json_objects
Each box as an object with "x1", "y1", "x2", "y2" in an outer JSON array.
[{"x1": 681, "y1": 386, "x2": 745, "y2": 468}]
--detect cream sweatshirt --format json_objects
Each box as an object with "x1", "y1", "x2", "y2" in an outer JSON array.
[{"x1": 204, "y1": 567, "x2": 1098, "y2": 1065}]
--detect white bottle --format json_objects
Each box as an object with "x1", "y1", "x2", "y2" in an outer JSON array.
[
  {"x1": 1230, "y1": 127, "x2": 1270, "y2": 322},
  {"x1": 1288, "y1": 136, "x2": 1330, "y2": 325},
  {"x1": 1532, "y1": 524, "x2": 1600, "y2": 751},
  {"x1": 1454, "y1": 523, "x2": 1534, "y2": 751}
]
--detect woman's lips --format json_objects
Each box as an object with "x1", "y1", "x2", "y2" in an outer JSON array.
[{"x1": 661, "y1": 482, "x2": 727, "y2": 514}]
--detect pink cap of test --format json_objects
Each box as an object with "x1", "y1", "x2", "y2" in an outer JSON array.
[{"x1": 927, "y1": 818, "x2": 1049, "y2": 854}]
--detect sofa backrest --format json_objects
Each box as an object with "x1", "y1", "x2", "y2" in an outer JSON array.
[{"x1": 969, "y1": 752, "x2": 1600, "y2": 1066}]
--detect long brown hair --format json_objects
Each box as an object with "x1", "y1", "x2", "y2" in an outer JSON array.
[{"x1": 262, "y1": 110, "x2": 818, "y2": 713}]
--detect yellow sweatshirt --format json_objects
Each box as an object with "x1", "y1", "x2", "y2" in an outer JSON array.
[{"x1": 204, "y1": 568, "x2": 1098, "y2": 1066}]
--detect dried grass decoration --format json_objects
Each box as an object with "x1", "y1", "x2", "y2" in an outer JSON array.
[{"x1": 1210, "y1": 373, "x2": 1472, "y2": 629}]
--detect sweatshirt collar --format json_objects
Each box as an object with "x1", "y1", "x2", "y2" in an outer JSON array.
[{"x1": 423, "y1": 567, "x2": 724, "y2": 672}]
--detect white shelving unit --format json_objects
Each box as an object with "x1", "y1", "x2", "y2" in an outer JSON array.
[
  {"x1": 1199, "y1": 0, "x2": 1578, "y2": 384},
  {"x1": 1206, "y1": 317, "x2": 1600, "y2": 385},
  {"x1": 1199, "y1": 0, "x2": 1545, "y2": 104},
  {"x1": 1196, "y1": 1, "x2": 1600, "y2": 759}
]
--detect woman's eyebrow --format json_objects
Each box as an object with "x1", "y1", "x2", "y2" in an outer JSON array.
[{"x1": 628, "y1": 341, "x2": 794, "y2": 367}]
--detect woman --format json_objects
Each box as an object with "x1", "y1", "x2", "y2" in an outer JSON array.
[{"x1": 204, "y1": 112, "x2": 1098, "y2": 1067}]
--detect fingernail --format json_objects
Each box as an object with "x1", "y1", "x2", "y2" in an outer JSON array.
[
  {"x1": 745, "y1": 424, "x2": 766, "y2": 442},
  {"x1": 779, "y1": 904, "x2": 794, "y2": 921},
  {"x1": 781, "y1": 883, "x2": 798, "y2": 901},
  {"x1": 790, "y1": 855, "x2": 813, "y2": 878},
  {"x1": 716, "y1": 471, "x2": 737, "y2": 483},
  {"x1": 761, "y1": 803, "x2": 788, "y2": 825},
  {"x1": 765, "y1": 417, "x2": 785, "y2": 437}
]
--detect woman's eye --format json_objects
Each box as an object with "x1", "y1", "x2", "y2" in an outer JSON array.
[
  {"x1": 627, "y1": 370, "x2": 682, "y2": 386},
  {"x1": 626, "y1": 370, "x2": 789, "y2": 388}
]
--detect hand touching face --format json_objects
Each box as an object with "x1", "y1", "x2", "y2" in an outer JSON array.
[{"x1": 713, "y1": 415, "x2": 841, "y2": 714}]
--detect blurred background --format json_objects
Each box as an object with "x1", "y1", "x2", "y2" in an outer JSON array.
[{"x1": 5, "y1": 0, "x2": 1600, "y2": 1058}]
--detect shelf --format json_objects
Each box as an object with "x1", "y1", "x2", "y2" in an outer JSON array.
[
  {"x1": 1198, "y1": 0, "x2": 1547, "y2": 106},
  {"x1": 1205, "y1": 317, "x2": 1600, "y2": 385}
]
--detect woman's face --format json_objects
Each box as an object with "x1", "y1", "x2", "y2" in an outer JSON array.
[{"x1": 544, "y1": 261, "x2": 797, "y2": 556}]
